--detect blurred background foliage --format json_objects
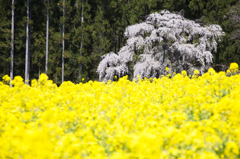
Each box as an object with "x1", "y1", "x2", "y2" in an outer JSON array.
[{"x1": 0, "y1": 0, "x2": 240, "y2": 84}]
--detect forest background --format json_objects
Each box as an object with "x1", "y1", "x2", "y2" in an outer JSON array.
[{"x1": 1, "y1": 0, "x2": 240, "y2": 85}]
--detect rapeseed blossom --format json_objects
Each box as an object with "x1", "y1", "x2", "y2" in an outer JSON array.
[
  {"x1": 229, "y1": 62, "x2": 238, "y2": 73},
  {"x1": 0, "y1": 63, "x2": 240, "y2": 158},
  {"x1": 2, "y1": 75, "x2": 10, "y2": 83},
  {"x1": 181, "y1": 70, "x2": 187, "y2": 77},
  {"x1": 194, "y1": 69, "x2": 199, "y2": 75}
]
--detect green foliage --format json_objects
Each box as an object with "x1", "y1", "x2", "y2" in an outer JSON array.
[{"x1": 1, "y1": 0, "x2": 240, "y2": 82}]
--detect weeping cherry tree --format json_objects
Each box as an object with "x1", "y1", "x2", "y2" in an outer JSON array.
[{"x1": 97, "y1": 10, "x2": 225, "y2": 81}]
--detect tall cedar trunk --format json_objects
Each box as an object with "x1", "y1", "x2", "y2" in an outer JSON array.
[
  {"x1": 25, "y1": 0, "x2": 30, "y2": 84},
  {"x1": 29, "y1": 7, "x2": 31, "y2": 80},
  {"x1": 10, "y1": 0, "x2": 14, "y2": 86},
  {"x1": 62, "y1": 0, "x2": 65, "y2": 83},
  {"x1": 46, "y1": 0, "x2": 49, "y2": 75},
  {"x1": 79, "y1": 0, "x2": 84, "y2": 80}
]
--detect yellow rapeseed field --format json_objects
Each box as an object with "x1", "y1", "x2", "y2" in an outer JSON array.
[{"x1": 1, "y1": 63, "x2": 240, "y2": 159}]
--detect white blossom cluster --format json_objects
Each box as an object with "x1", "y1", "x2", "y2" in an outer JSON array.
[{"x1": 97, "y1": 10, "x2": 225, "y2": 81}]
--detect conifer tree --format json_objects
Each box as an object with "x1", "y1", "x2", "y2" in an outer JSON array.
[{"x1": 0, "y1": 0, "x2": 11, "y2": 79}]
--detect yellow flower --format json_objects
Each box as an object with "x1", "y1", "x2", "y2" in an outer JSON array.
[
  {"x1": 31, "y1": 79, "x2": 38, "y2": 87},
  {"x1": 11, "y1": 76, "x2": 24, "y2": 87},
  {"x1": 39, "y1": 73, "x2": 49, "y2": 86},
  {"x1": 227, "y1": 70, "x2": 231, "y2": 75},
  {"x1": 194, "y1": 70, "x2": 199, "y2": 75},
  {"x1": 208, "y1": 68, "x2": 216, "y2": 75},
  {"x1": 2, "y1": 75, "x2": 10, "y2": 83},
  {"x1": 1, "y1": 62, "x2": 240, "y2": 158},
  {"x1": 229, "y1": 62, "x2": 239, "y2": 73},
  {"x1": 181, "y1": 70, "x2": 187, "y2": 76},
  {"x1": 165, "y1": 67, "x2": 170, "y2": 71},
  {"x1": 82, "y1": 78, "x2": 84, "y2": 81},
  {"x1": 137, "y1": 74, "x2": 141, "y2": 80}
]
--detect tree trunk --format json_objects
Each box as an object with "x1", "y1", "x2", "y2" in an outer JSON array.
[
  {"x1": 79, "y1": 0, "x2": 84, "y2": 80},
  {"x1": 29, "y1": 6, "x2": 31, "y2": 80},
  {"x1": 162, "y1": 37, "x2": 167, "y2": 65},
  {"x1": 62, "y1": 0, "x2": 65, "y2": 83},
  {"x1": 46, "y1": 0, "x2": 49, "y2": 75},
  {"x1": 10, "y1": 0, "x2": 15, "y2": 87},
  {"x1": 25, "y1": 0, "x2": 30, "y2": 84}
]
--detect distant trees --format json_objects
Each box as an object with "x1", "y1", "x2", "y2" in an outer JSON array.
[
  {"x1": 187, "y1": 0, "x2": 239, "y2": 71},
  {"x1": 97, "y1": 10, "x2": 225, "y2": 81},
  {"x1": 1, "y1": 0, "x2": 240, "y2": 83},
  {"x1": 0, "y1": 1, "x2": 12, "y2": 78},
  {"x1": 229, "y1": 2, "x2": 240, "y2": 45}
]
